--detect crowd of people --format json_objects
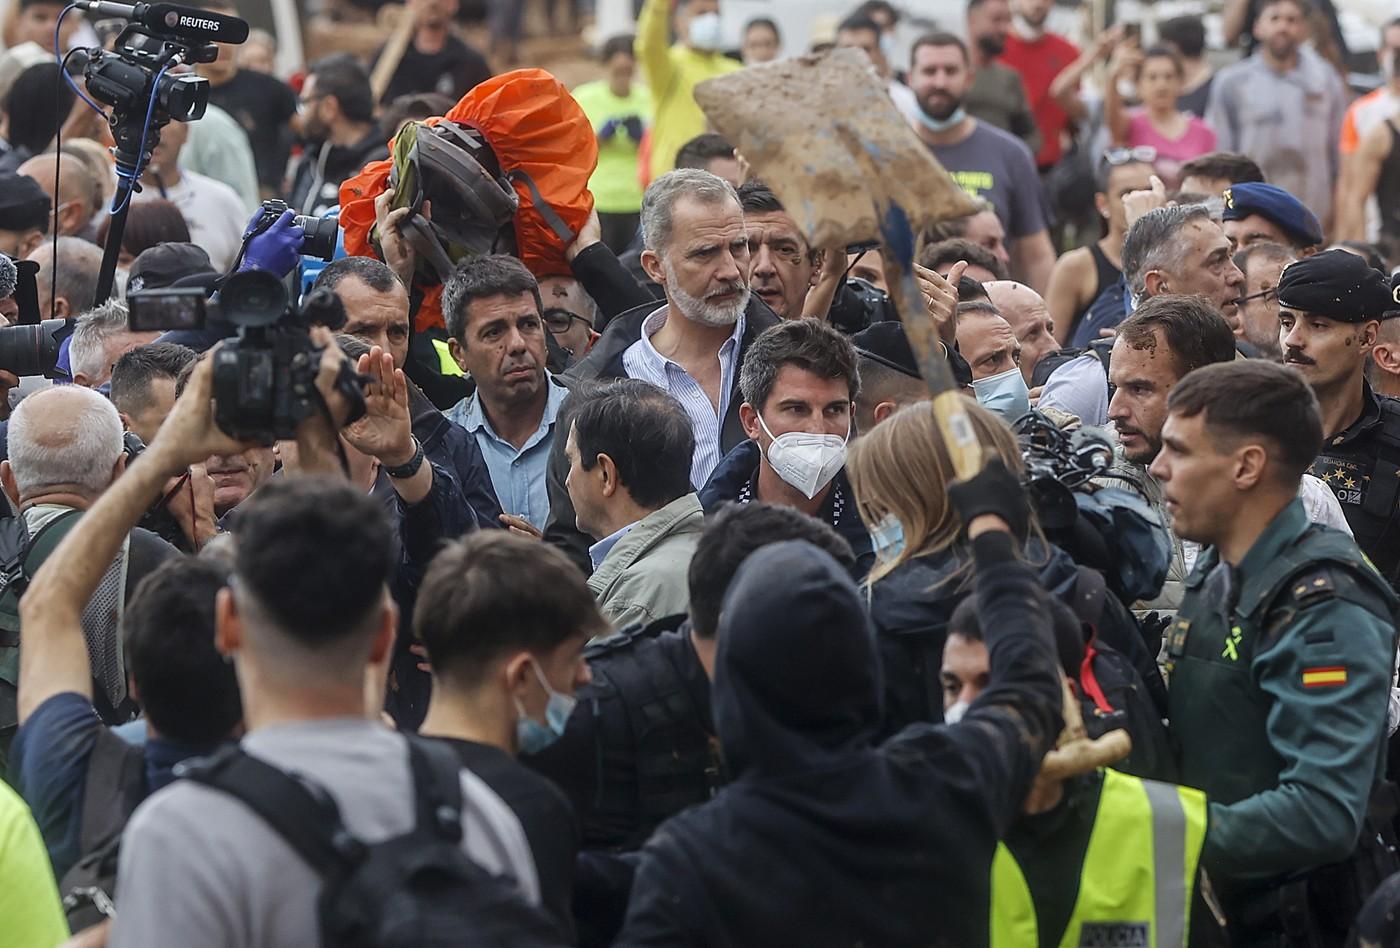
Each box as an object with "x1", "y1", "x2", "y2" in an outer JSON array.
[{"x1": 1, "y1": 0, "x2": 1400, "y2": 945}]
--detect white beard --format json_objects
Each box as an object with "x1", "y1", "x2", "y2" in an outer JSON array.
[{"x1": 663, "y1": 257, "x2": 750, "y2": 327}]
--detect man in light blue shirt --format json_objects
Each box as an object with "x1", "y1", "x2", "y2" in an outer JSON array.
[{"x1": 443, "y1": 255, "x2": 568, "y2": 533}]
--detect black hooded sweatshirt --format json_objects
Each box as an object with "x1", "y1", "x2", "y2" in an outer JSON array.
[{"x1": 616, "y1": 534, "x2": 1063, "y2": 948}]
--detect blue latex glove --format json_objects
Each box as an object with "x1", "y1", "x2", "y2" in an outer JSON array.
[
  {"x1": 239, "y1": 208, "x2": 304, "y2": 277},
  {"x1": 621, "y1": 115, "x2": 644, "y2": 144},
  {"x1": 598, "y1": 118, "x2": 620, "y2": 142}
]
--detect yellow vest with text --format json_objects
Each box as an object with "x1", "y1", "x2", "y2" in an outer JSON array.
[{"x1": 991, "y1": 768, "x2": 1207, "y2": 948}]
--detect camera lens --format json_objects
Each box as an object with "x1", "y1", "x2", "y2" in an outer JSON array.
[
  {"x1": 219, "y1": 271, "x2": 288, "y2": 328},
  {"x1": 295, "y1": 215, "x2": 339, "y2": 262},
  {"x1": 0, "y1": 319, "x2": 66, "y2": 378}
]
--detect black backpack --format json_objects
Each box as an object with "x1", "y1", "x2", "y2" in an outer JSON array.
[
  {"x1": 183, "y1": 736, "x2": 564, "y2": 948},
  {"x1": 1065, "y1": 568, "x2": 1176, "y2": 783},
  {"x1": 58, "y1": 727, "x2": 147, "y2": 931}
]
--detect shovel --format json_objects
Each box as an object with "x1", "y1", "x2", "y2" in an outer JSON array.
[{"x1": 695, "y1": 48, "x2": 984, "y2": 478}]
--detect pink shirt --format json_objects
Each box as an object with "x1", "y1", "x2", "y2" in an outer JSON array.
[{"x1": 1126, "y1": 110, "x2": 1218, "y2": 190}]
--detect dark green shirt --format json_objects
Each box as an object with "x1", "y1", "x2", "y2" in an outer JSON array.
[{"x1": 1169, "y1": 499, "x2": 1396, "y2": 884}]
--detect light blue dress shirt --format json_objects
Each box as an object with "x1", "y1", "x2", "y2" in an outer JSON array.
[
  {"x1": 621, "y1": 305, "x2": 745, "y2": 490},
  {"x1": 588, "y1": 522, "x2": 635, "y2": 570},
  {"x1": 445, "y1": 375, "x2": 568, "y2": 532}
]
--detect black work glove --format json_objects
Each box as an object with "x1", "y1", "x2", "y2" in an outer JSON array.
[{"x1": 948, "y1": 458, "x2": 1031, "y2": 541}]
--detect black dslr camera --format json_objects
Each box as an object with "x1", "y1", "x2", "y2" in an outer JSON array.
[
  {"x1": 210, "y1": 271, "x2": 363, "y2": 443},
  {"x1": 251, "y1": 199, "x2": 339, "y2": 261}
]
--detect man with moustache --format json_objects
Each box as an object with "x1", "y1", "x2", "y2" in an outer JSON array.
[
  {"x1": 543, "y1": 169, "x2": 780, "y2": 573},
  {"x1": 1277, "y1": 249, "x2": 1400, "y2": 588}
]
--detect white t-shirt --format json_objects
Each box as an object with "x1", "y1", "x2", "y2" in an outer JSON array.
[{"x1": 132, "y1": 168, "x2": 248, "y2": 272}]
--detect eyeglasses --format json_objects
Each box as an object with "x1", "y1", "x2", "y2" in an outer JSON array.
[
  {"x1": 1103, "y1": 146, "x2": 1158, "y2": 166},
  {"x1": 1236, "y1": 286, "x2": 1277, "y2": 305},
  {"x1": 543, "y1": 308, "x2": 593, "y2": 334}
]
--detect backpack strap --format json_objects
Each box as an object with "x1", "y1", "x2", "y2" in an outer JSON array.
[
  {"x1": 179, "y1": 746, "x2": 359, "y2": 878},
  {"x1": 1069, "y1": 565, "x2": 1108, "y2": 632},
  {"x1": 403, "y1": 735, "x2": 466, "y2": 844},
  {"x1": 506, "y1": 169, "x2": 576, "y2": 245},
  {"x1": 0, "y1": 510, "x2": 81, "y2": 650},
  {"x1": 77, "y1": 728, "x2": 147, "y2": 854}
]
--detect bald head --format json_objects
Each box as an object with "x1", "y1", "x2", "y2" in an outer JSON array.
[
  {"x1": 17, "y1": 153, "x2": 97, "y2": 237},
  {"x1": 3, "y1": 384, "x2": 124, "y2": 505},
  {"x1": 28, "y1": 236, "x2": 103, "y2": 319},
  {"x1": 986, "y1": 280, "x2": 1058, "y2": 382}
]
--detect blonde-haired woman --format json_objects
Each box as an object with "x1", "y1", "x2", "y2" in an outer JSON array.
[{"x1": 847, "y1": 400, "x2": 1079, "y2": 736}]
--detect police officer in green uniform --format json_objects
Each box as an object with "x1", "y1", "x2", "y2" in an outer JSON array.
[
  {"x1": 1153, "y1": 360, "x2": 1399, "y2": 945},
  {"x1": 1276, "y1": 249, "x2": 1400, "y2": 589}
]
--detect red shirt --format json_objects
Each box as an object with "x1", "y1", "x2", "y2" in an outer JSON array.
[{"x1": 1000, "y1": 32, "x2": 1080, "y2": 169}]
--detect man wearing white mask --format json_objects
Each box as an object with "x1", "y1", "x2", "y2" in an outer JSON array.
[
  {"x1": 699, "y1": 318, "x2": 876, "y2": 577},
  {"x1": 636, "y1": 0, "x2": 742, "y2": 182}
]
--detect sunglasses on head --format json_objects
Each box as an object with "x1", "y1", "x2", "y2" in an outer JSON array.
[{"x1": 1103, "y1": 146, "x2": 1158, "y2": 166}]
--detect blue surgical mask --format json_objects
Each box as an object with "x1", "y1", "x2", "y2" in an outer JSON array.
[
  {"x1": 870, "y1": 514, "x2": 906, "y2": 560},
  {"x1": 914, "y1": 105, "x2": 967, "y2": 133},
  {"x1": 972, "y1": 366, "x2": 1031, "y2": 422},
  {"x1": 515, "y1": 660, "x2": 577, "y2": 755},
  {"x1": 878, "y1": 31, "x2": 895, "y2": 62},
  {"x1": 688, "y1": 12, "x2": 723, "y2": 52}
]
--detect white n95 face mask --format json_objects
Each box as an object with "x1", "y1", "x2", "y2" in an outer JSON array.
[{"x1": 757, "y1": 413, "x2": 848, "y2": 500}]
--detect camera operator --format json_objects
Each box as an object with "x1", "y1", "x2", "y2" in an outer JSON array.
[{"x1": 104, "y1": 348, "x2": 542, "y2": 948}]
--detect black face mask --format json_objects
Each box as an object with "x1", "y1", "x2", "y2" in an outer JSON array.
[{"x1": 976, "y1": 33, "x2": 1006, "y2": 57}]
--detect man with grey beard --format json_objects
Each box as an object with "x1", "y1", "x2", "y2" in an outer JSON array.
[{"x1": 542, "y1": 168, "x2": 781, "y2": 574}]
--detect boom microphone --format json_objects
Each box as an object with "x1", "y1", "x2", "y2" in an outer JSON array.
[
  {"x1": 0, "y1": 255, "x2": 17, "y2": 303},
  {"x1": 72, "y1": 0, "x2": 249, "y2": 43}
]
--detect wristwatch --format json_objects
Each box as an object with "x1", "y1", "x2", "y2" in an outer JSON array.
[{"x1": 383, "y1": 437, "x2": 425, "y2": 479}]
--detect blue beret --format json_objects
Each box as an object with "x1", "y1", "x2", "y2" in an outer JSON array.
[
  {"x1": 1276, "y1": 249, "x2": 1400, "y2": 322},
  {"x1": 1222, "y1": 182, "x2": 1323, "y2": 248}
]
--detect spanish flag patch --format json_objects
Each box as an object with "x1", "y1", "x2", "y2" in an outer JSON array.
[{"x1": 1302, "y1": 666, "x2": 1348, "y2": 688}]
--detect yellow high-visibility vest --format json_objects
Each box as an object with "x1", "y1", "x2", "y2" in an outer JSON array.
[
  {"x1": 431, "y1": 338, "x2": 464, "y2": 377},
  {"x1": 991, "y1": 768, "x2": 1207, "y2": 948}
]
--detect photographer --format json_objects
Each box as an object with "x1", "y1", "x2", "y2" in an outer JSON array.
[{"x1": 104, "y1": 360, "x2": 541, "y2": 948}]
